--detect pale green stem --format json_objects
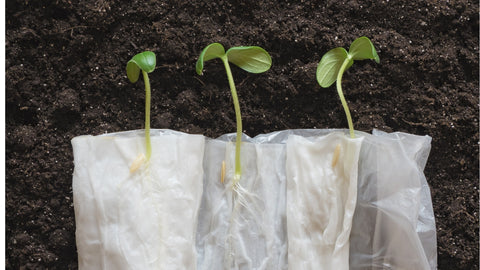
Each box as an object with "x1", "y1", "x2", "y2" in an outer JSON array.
[
  {"x1": 337, "y1": 57, "x2": 355, "y2": 138},
  {"x1": 221, "y1": 56, "x2": 242, "y2": 185},
  {"x1": 142, "y1": 70, "x2": 152, "y2": 160}
]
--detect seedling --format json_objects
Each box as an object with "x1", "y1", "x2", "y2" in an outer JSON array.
[
  {"x1": 316, "y1": 36, "x2": 379, "y2": 138},
  {"x1": 126, "y1": 51, "x2": 156, "y2": 161},
  {"x1": 196, "y1": 43, "x2": 272, "y2": 185}
]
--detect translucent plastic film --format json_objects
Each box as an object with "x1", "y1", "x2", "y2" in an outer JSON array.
[
  {"x1": 349, "y1": 130, "x2": 437, "y2": 270},
  {"x1": 286, "y1": 133, "x2": 363, "y2": 270},
  {"x1": 72, "y1": 130, "x2": 205, "y2": 270},
  {"x1": 199, "y1": 129, "x2": 436, "y2": 270},
  {"x1": 197, "y1": 140, "x2": 287, "y2": 270},
  {"x1": 72, "y1": 129, "x2": 436, "y2": 270}
]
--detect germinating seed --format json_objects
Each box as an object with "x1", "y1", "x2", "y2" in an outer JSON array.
[
  {"x1": 331, "y1": 144, "x2": 341, "y2": 168},
  {"x1": 221, "y1": 160, "x2": 226, "y2": 184},
  {"x1": 130, "y1": 153, "x2": 146, "y2": 173}
]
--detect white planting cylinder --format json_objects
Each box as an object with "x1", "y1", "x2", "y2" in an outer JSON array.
[
  {"x1": 286, "y1": 132, "x2": 363, "y2": 270},
  {"x1": 349, "y1": 130, "x2": 436, "y2": 270},
  {"x1": 72, "y1": 129, "x2": 436, "y2": 270},
  {"x1": 197, "y1": 140, "x2": 288, "y2": 270},
  {"x1": 72, "y1": 130, "x2": 205, "y2": 270}
]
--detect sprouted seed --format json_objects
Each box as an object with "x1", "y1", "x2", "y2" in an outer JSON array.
[
  {"x1": 317, "y1": 37, "x2": 379, "y2": 138},
  {"x1": 331, "y1": 144, "x2": 341, "y2": 168},
  {"x1": 196, "y1": 43, "x2": 271, "y2": 185},
  {"x1": 221, "y1": 160, "x2": 226, "y2": 184},
  {"x1": 130, "y1": 153, "x2": 146, "y2": 173},
  {"x1": 126, "y1": 51, "x2": 157, "y2": 161}
]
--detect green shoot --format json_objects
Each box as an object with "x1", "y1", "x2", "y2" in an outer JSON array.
[
  {"x1": 316, "y1": 36, "x2": 379, "y2": 138},
  {"x1": 196, "y1": 43, "x2": 272, "y2": 185},
  {"x1": 126, "y1": 51, "x2": 156, "y2": 161}
]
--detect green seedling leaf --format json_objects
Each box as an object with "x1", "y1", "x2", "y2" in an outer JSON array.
[
  {"x1": 127, "y1": 51, "x2": 156, "y2": 83},
  {"x1": 316, "y1": 47, "x2": 352, "y2": 88},
  {"x1": 226, "y1": 46, "x2": 272, "y2": 73},
  {"x1": 196, "y1": 44, "x2": 272, "y2": 75},
  {"x1": 196, "y1": 43, "x2": 226, "y2": 75},
  {"x1": 316, "y1": 37, "x2": 379, "y2": 88},
  {"x1": 349, "y1": 36, "x2": 380, "y2": 62}
]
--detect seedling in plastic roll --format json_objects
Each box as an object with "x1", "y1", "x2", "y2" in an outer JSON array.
[
  {"x1": 316, "y1": 36, "x2": 379, "y2": 138},
  {"x1": 196, "y1": 43, "x2": 272, "y2": 185},
  {"x1": 126, "y1": 51, "x2": 156, "y2": 162}
]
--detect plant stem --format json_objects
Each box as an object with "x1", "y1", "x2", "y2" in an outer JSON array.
[
  {"x1": 337, "y1": 57, "x2": 355, "y2": 138},
  {"x1": 142, "y1": 70, "x2": 152, "y2": 161},
  {"x1": 222, "y1": 56, "x2": 242, "y2": 185}
]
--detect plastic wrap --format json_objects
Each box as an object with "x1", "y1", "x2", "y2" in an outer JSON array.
[
  {"x1": 196, "y1": 129, "x2": 436, "y2": 270},
  {"x1": 72, "y1": 128, "x2": 436, "y2": 269},
  {"x1": 286, "y1": 133, "x2": 363, "y2": 270},
  {"x1": 72, "y1": 130, "x2": 205, "y2": 269},
  {"x1": 349, "y1": 130, "x2": 437, "y2": 270},
  {"x1": 196, "y1": 140, "x2": 287, "y2": 270}
]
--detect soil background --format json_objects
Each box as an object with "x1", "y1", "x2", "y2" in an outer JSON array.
[{"x1": 6, "y1": 0, "x2": 479, "y2": 269}]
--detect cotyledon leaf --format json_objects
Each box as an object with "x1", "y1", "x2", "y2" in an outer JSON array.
[
  {"x1": 348, "y1": 36, "x2": 380, "y2": 63},
  {"x1": 126, "y1": 51, "x2": 156, "y2": 83},
  {"x1": 226, "y1": 46, "x2": 272, "y2": 73},
  {"x1": 316, "y1": 47, "x2": 352, "y2": 88},
  {"x1": 196, "y1": 43, "x2": 226, "y2": 75}
]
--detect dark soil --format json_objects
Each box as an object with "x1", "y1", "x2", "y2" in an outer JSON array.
[{"x1": 6, "y1": 0, "x2": 478, "y2": 269}]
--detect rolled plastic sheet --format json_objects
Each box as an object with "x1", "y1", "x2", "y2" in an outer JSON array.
[
  {"x1": 286, "y1": 133, "x2": 363, "y2": 270},
  {"x1": 197, "y1": 129, "x2": 436, "y2": 270},
  {"x1": 196, "y1": 139, "x2": 288, "y2": 270},
  {"x1": 349, "y1": 130, "x2": 437, "y2": 270},
  {"x1": 72, "y1": 129, "x2": 205, "y2": 270},
  {"x1": 72, "y1": 129, "x2": 436, "y2": 270}
]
